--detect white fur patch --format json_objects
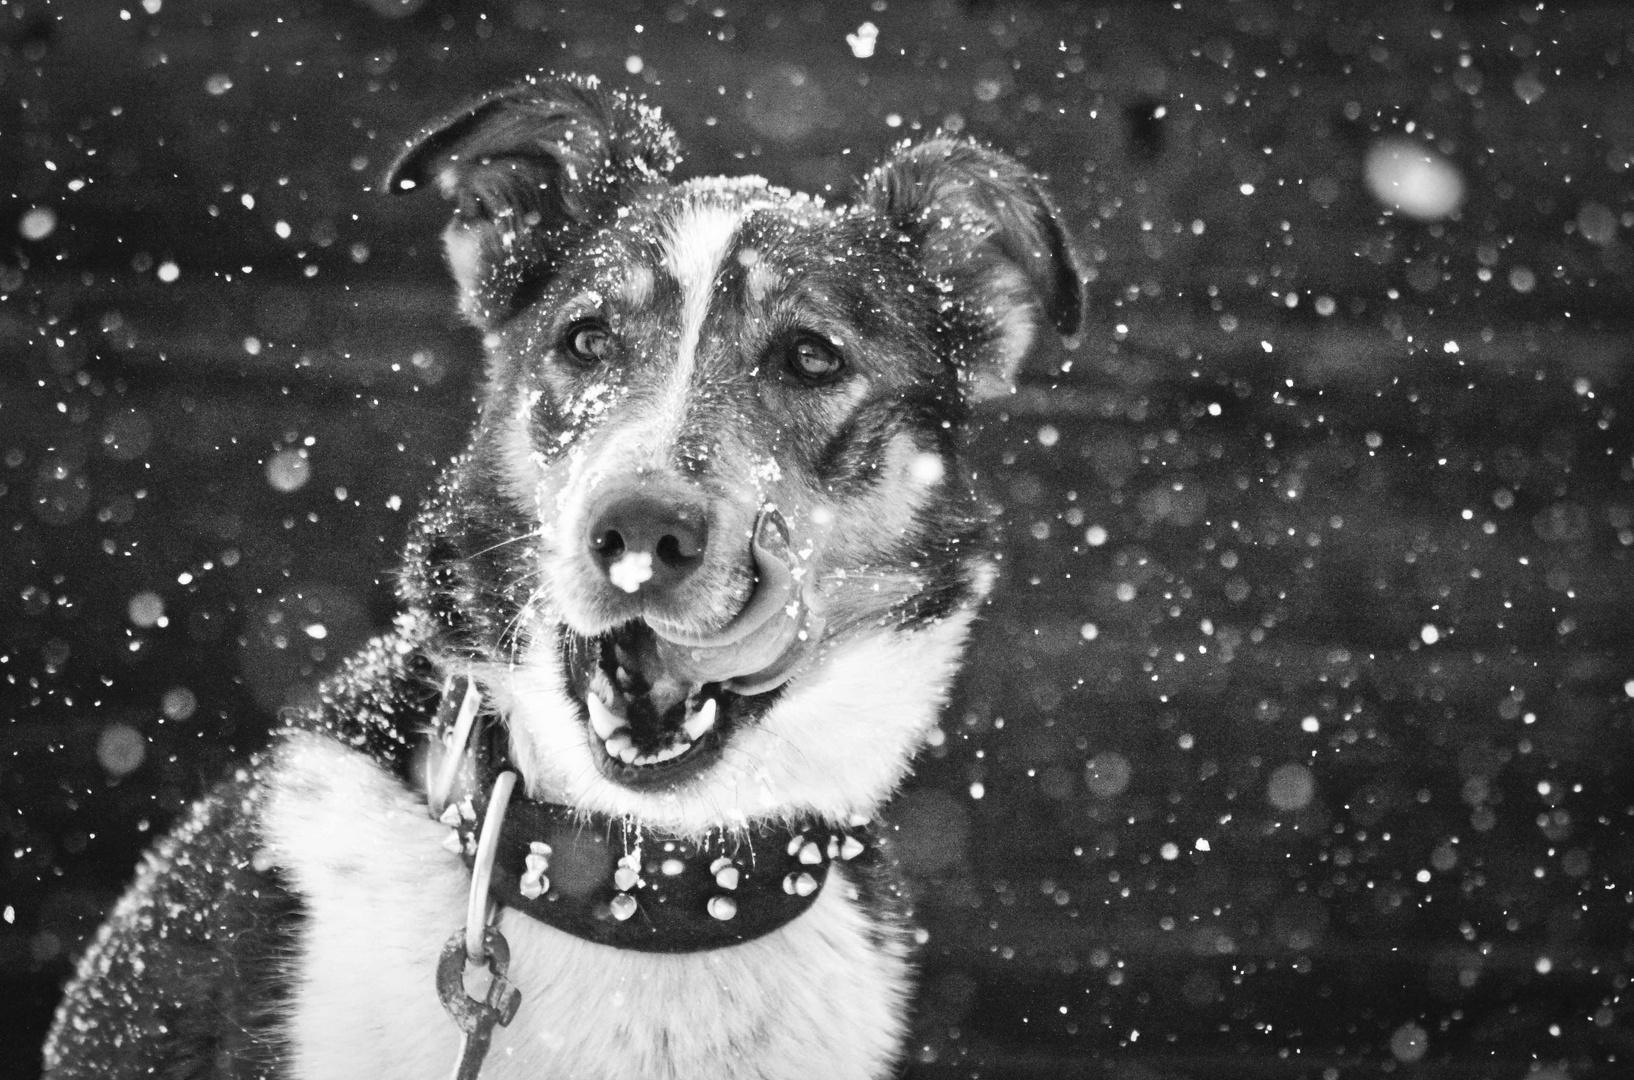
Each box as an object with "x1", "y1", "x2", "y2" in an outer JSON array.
[
  {"x1": 485, "y1": 608, "x2": 977, "y2": 835},
  {"x1": 744, "y1": 257, "x2": 781, "y2": 305},
  {"x1": 442, "y1": 220, "x2": 486, "y2": 322},
  {"x1": 647, "y1": 201, "x2": 748, "y2": 450},
  {"x1": 620, "y1": 262, "x2": 656, "y2": 309},
  {"x1": 664, "y1": 202, "x2": 745, "y2": 379},
  {"x1": 969, "y1": 264, "x2": 1037, "y2": 400},
  {"x1": 264, "y1": 732, "x2": 910, "y2": 1080}
]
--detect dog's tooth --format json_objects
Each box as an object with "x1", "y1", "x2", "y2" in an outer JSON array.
[
  {"x1": 605, "y1": 732, "x2": 633, "y2": 759},
  {"x1": 840, "y1": 836, "x2": 865, "y2": 860},
  {"x1": 617, "y1": 743, "x2": 640, "y2": 764},
  {"x1": 614, "y1": 865, "x2": 639, "y2": 891},
  {"x1": 587, "y1": 693, "x2": 627, "y2": 739},
  {"x1": 715, "y1": 866, "x2": 740, "y2": 890},
  {"x1": 651, "y1": 741, "x2": 688, "y2": 763},
  {"x1": 798, "y1": 841, "x2": 822, "y2": 865},
  {"x1": 683, "y1": 698, "x2": 718, "y2": 741},
  {"x1": 610, "y1": 893, "x2": 638, "y2": 921},
  {"x1": 793, "y1": 872, "x2": 818, "y2": 897},
  {"x1": 707, "y1": 895, "x2": 737, "y2": 921}
]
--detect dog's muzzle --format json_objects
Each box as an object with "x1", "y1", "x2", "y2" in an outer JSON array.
[
  {"x1": 569, "y1": 486, "x2": 826, "y2": 783},
  {"x1": 651, "y1": 506, "x2": 823, "y2": 694},
  {"x1": 585, "y1": 491, "x2": 824, "y2": 696}
]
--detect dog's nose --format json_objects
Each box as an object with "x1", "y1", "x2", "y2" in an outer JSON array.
[{"x1": 586, "y1": 488, "x2": 710, "y2": 595}]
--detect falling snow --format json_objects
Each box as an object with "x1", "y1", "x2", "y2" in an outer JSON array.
[{"x1": 5, "y1": 2, "x2": 1634, "y2": 1077}]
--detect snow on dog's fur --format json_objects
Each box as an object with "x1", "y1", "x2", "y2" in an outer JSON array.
[{"x1": 44, "y1": 74, "x2": 1082, "y2": 1080}]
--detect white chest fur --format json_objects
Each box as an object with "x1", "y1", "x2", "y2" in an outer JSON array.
[{"x1": 261, "y1": 733, "x2": 912, "y2": 1080}]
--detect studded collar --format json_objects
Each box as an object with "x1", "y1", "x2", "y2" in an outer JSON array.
[{"x1": 429, "y1": 678, "x2": 877, "y2": 953}]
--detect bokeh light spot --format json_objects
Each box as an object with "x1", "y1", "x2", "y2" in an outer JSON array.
[
  {"x1": 97, "y1": 723, "x2": 146, "y2": 777},
  {"x1": 1267, "y1": 763, "x2": 1316, "y2": 811},
  {"x1": 267, "y1": 448, "x2": 311, "y2": 493},
  {"x1": 1085, "y1": 752, "x2": 1132, "y2": 799},
  {"x1": 128, "y1": 592, "x2": 165, "y2": 628},
  {"x1": 1389, "y1": 1022, "x2": 1429, "y2": 1063},
  {"x1": 1364, "y1": 139, "x2": 1465, "y2": 221},
  {"x1": 19, "y1": 206, "x2": 57, "y2": 241},
  {"x1": 161, "y1": 687, "x2": 198, "y2": 721}
]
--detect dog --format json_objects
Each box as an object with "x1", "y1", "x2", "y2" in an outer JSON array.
[{"x1": 44, "y1": 74, "x2": 1081, "y2": 1080}]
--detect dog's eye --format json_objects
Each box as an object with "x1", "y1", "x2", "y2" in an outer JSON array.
[
  {"x1": 563, "y1": 320, "x2": 612, "y2": 365},
  {"x1": 787, "y1": 335, "x2": 844, "y2": 383}
]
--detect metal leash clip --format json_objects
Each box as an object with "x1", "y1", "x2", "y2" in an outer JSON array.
[
  {"x1": 429, "y1": 675, "x2": 522, "y2": 1080},
  {"x1": 436, "y1": 920, "x2": 521, "y2": 1080}
]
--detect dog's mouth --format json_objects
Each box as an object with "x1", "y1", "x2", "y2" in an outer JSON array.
[{"x1": 560, "y1": 508, "x2": 824, "y2": 789}]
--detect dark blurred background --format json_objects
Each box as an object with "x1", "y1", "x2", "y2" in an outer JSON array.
[{"x1": 4, "y1": 0, "x2": 1634, "y2": 1076}]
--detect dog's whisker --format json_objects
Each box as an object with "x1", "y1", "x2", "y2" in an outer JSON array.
[
  {"x1": 464, "y1": 530, "x2": 543, "y2": 562},
  {"x1": 494, "y1": 581, "x2": 551, "y2": 659}
]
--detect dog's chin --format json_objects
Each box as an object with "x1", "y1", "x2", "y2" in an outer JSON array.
[
  {"x1": 481, "y1": 600, "x2": 979, "y2": 835},
  {"x1": 556, "y1": 619, "x2": 789, "y2": 793}
]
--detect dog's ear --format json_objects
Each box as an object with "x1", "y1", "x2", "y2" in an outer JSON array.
[
  {"x1": 384, "y1": 75, "x2": 678, "y2": 328},
  {"x1": 859, "y1": 138, "x2": 1082, "y2": 399}
]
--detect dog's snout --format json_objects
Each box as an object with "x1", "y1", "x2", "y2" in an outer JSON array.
[{"x1": 586, "y1": 488, "x2": 710, "y2": 593}]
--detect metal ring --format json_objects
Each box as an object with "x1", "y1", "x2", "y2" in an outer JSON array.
[
  {"x1": 428, "y1": 675, "x2": 483, "y2": 820},
  {"x1": 465, "y1": 770, "x2": 517, "y2": 961}
]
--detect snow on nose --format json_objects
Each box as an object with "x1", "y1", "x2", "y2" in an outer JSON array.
[
  {"x1": 608, "y1": 551, "x2": 654, "y2": 594},
  {"x1": 585, "y1": 485, "x2": 710, "y2": 600}
]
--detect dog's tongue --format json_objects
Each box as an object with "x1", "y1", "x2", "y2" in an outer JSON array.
[{"x1": 652, "y1": 508, "x2": 821, "y2": 693}]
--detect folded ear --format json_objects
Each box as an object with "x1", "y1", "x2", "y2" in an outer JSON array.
[
  {"x1": 384, "y1": 74, "x2": 678, "y2": 329},
  {"x1": 858, "y1": 138, "x2": 1083, "y2": 400}
]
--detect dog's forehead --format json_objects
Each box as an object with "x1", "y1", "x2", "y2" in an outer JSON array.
[{"x1": 569, "y1": 178, "x2": 850, "y2": 309}]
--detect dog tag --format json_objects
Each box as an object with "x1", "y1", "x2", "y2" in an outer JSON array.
[{"x1": 436, "y1": 926, "x2": 522, "y2": 1080}]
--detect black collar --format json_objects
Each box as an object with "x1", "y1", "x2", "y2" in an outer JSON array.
[{"x1": 434, "y1": 694, "x2": 877, "y2": 954}]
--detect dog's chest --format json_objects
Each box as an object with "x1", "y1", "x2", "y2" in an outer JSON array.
[{"x1": 261, "y1": 734, "x2": 910, "y2": 1080}]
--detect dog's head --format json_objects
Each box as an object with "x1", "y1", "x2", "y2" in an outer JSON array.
[{"x1": 388, "y1": 74, "x2": 1081, "y2": 835}]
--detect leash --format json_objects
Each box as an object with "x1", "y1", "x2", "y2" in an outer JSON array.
[{"x1": 432, "y1": 675, "x2": 520, "y2": 1080}]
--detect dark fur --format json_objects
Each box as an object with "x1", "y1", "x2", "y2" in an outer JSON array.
[{"x1": 46, "y1": 74, "x2": 1081, "y2": 1079}]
